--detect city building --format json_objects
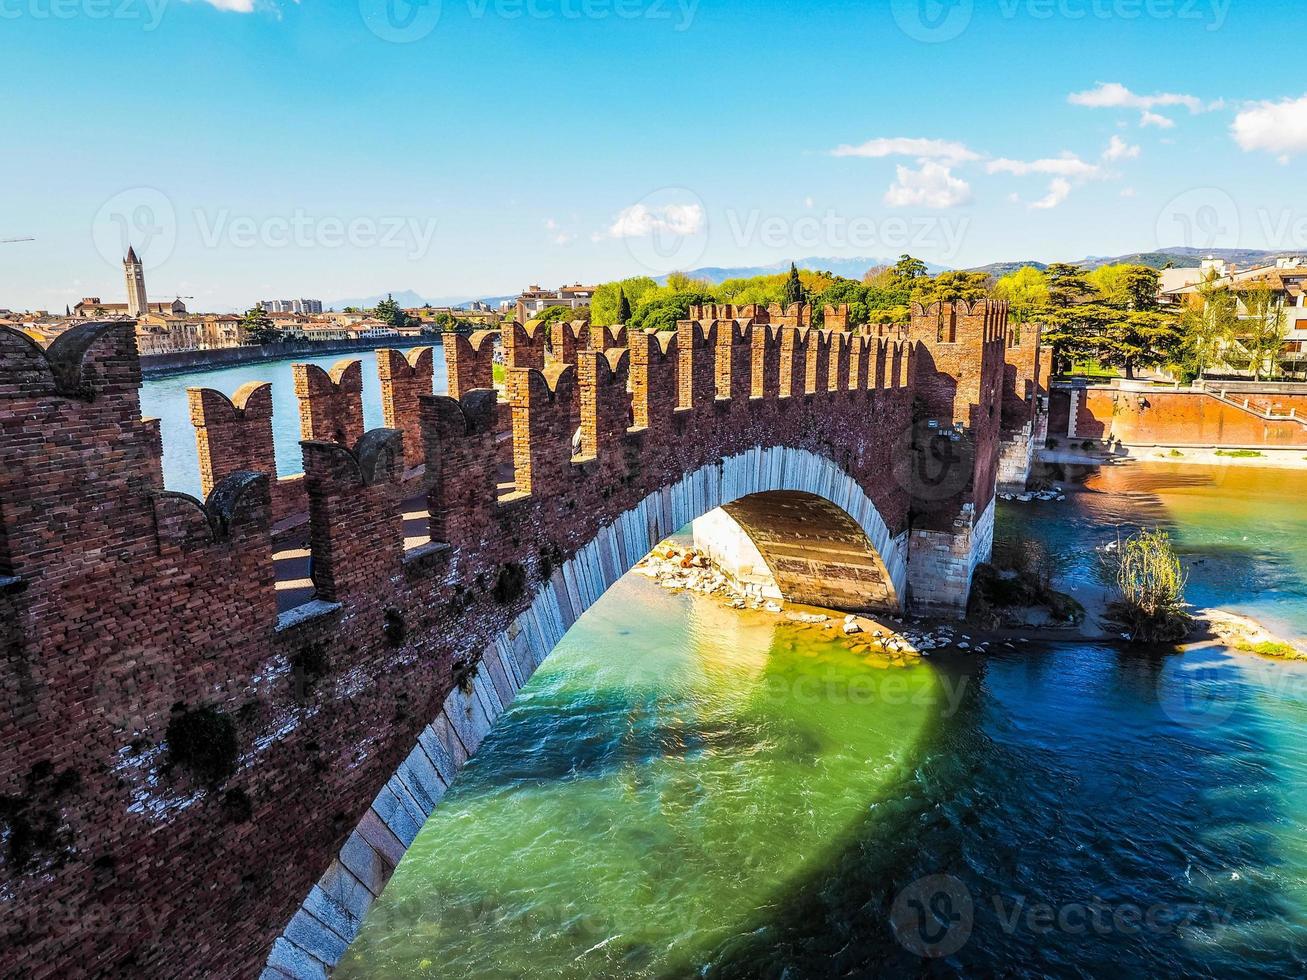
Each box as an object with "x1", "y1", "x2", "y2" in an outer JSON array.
[
  {"x1": 514, "y1": 283, "x2": 597, "y2": 323},
  {"x1": 72, "y1": 247, "x2": 188, "y2": 319},
  {"x1": 135, "y1": 310, "x2": 204, "y2": 355},
  {"x1": 260, "y1": 298, "x2": 323, "y2": 314},
  {"x1": 1163, "y1": 256, "x2": 1307, "y2": 376}
]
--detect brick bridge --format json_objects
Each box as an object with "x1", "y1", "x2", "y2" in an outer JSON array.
[{"x1": 0, "y1": 300, "x2": 1046, "y2": 978}]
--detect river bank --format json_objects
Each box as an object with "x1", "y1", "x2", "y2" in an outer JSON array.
[
  {"x1": 638, "y1": 515, "x2": 1307, "y2": 668},
  {"x1": 140, "y1": 335, "x2": 442, "y2": 377}
]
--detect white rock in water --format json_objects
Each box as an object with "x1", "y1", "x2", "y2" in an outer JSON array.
[
  {"x1": 843, "y1": 622, "x2": 862, "y2": 634},
  {"x1": 958, "y1": 641, "x2": 971, "y2": 650},
  {"x1": 764, "y1": 602, "x2": 782, "y2": 613}
]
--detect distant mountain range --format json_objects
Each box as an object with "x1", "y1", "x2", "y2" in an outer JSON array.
[
  {"x1": 659, "y1": 256, "x2": 950, "y2": 285},
  {"x1": 967, "y1": 247, "x2": 1301, "y2": 279},
  {"x1": 328, "y1": 248, "x2": 1299, "y2": 313}
]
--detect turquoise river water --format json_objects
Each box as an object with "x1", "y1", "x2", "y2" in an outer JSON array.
[{"x1": 140, "y1": 364, "x2": 1307, "y2": 977}]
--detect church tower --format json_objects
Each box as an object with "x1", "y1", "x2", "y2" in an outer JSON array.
[{"x1": 124, "y1": 245, "x2": 148, "y2": 317}]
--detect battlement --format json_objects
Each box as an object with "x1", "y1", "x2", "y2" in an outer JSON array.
[
  {"x1": 688, "y1": 301, "x2": 814, "y2": 327},
  {"x1": 0, "y1": 305, "x2": 1012, "y2": 977}
]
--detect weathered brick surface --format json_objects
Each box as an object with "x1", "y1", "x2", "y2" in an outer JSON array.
[
  {"x1": 0, "y1": 303, "x2": 1010, "y2": 979},
  {"x1": 376, "y1": 348, "x2": 434, "y2": 469},
  {"x1": 442, "y1": 330, "x2": 496, "y2": 400},
  {"x1": 292, "y1": 359, "x2": 364, "y2": 447}
]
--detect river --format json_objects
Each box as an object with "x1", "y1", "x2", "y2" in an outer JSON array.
[
  {"x1": 138, "y1": 367, "x2": 1307, "y2": 977},
  {"x1": 139, "y1": 349, "x2": 449, "y2": 500}
]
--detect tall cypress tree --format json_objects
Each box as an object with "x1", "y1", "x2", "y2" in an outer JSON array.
[
  {"x1": 617, "y1": 287, "x2": 632, "y2": 325},
  {"x1": 782, "y1": 262, "x2": 803, "y2": 306}
]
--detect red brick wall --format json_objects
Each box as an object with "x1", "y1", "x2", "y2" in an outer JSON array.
[
  {"x1": 0, "y1": 310, "x2": 1004, "y2": 979},
  {"x1": 1050, "y1": 386, "x2": 1307, "y2": 447}
]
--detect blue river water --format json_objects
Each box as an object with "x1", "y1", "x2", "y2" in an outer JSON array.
[
  {"x1": 138, "y1": 362, "x2": 1307, "y2": 977},
  {"x1": 139, "y1": 347, "x2": 449, "y2": 499}
]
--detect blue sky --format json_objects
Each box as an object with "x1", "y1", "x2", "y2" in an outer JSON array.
[{"x1": 3, "y1": 0, "x2": 1305, "y2": 311}]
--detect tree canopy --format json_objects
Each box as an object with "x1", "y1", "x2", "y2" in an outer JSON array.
[{"x1": 240, "y1": 305, "x2": 280, "y2": 345}]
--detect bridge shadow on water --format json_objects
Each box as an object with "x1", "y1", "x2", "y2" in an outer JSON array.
[{"x1": 664, "y1": 644, "x2": 1307, "y2": 979}]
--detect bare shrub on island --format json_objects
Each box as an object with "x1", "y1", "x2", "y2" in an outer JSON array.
[{"x1": 1106, "y1": 528, "x2": 1192, "y2": 644}]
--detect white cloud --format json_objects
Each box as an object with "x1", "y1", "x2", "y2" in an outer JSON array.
[
  {"x1": 987, "y1": 153, "x2": 1102, "y2": 179},
  {"x1": 1120, "y1": 187, "x2": 1137, "y2": 198},
  {"x1": 1030, "y1": 178, "x2": 1072, "y2": 210},
  {"x1": 1139, "y1": 110, "x2": 1175, "y2": 129},
  {"x1": 1103, "y1": 135, "x2": 1140, "y2": 161},
  {"x1": 1232, "y1": 94, "x2": 1307, "y2": 158},
  {"x1": 1068, "y1": 81, "x2": 1205, "y2": 114},
  {"x1": 195, "y1": 0, "x2": 258, "y2": 10},
  {"x1": 605, "y1": 202, "x2": 705, "y2": 239},
  {"x1": 883, "y1": 162, "x2": 972, "y2": 209},
  {"x1": 831, "y1": 137, "x2": 981, "y2": 165}
]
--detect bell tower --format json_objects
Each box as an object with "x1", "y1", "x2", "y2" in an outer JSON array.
[{"x1": 123, "y1": 245, "x2": 148, "y2": 317}]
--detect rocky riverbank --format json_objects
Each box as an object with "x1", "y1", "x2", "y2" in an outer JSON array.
[{"x1": 635, "y1": 535, "x2": 1307, "y2": 667}]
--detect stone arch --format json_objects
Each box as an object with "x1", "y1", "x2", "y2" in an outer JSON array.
[{"x1": 263, "y1": 446, "x2": 906, "y2": 977}]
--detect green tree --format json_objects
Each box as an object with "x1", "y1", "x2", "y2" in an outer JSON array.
[
  {"x1": 1088, "y1": 263, "x2": 1161, "y2": 311},
  {"x1": 590, "y1": 276, "x2": 656, "y2": 326},
  {"x1": 993, "y1": 266, "x2": 1050, "y2": 322},
  {"x1": 1045, "y1": 263, "x2": 1095, "y2": 308},
  {"x1": 891, "y1": 254, "x2": 930, "y2": 285},
  {"x1": 534, "y1": 304, "x2": 589, "y2": 327},
  {"x1": 912, "y1": 270, "x2": 991, "y2": 306},
  {"x1": 617, "y1": 288, "x2": 632, "y2": 325},
  {"x1": 373, "y1": 295, "x2": 406, "y2": 327},
  {"x1": 241, "y1": 305, "x2": 280, "y2": 345},
  {"x1": 781, "y1": 262, "x2": 804, "y2": 306},
  {"x1": 629, "y1": 291, "x2": 713, "y2": 333},
  {"x1": 1231, "y1": 282, "x2": 1288, "y2": 380},
  {"x1": 1178, "y1": 270, "x2": 1238, "y2": 380},
  {"x1": 813, "y1": 278, "x2": 873, "y2": 327}
]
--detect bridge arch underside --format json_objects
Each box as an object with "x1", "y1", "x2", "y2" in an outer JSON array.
[
  {"x1": 264, "y1": 446, "x2": 907, "y2": 978},
  {"x1": 715, "y1": 490, "x2": 901, "y2": 614}
]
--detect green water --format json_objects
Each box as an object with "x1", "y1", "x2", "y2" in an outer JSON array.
[
  {"x1": 334, "y1": 463, "x2": 1307, "y2": 977},
  {"x1": 338, "y1": 578, "x2": 945, "y2": 977}
]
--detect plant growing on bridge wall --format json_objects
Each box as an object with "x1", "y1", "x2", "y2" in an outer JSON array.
[
  {"x1": 289, "y1": 642, "x2": 331, "y2": 697},
  {"x1": 383, "y1": 608, "x2": 407, "y2": 647},
  {"x1": 166, "y1": 704, "x2": 239, "y2": 785},
  {"x1": 0, "y1": 761, "x2": 81, "y2": 871},
  {"x1": 1105, "y1": 528, "x2": 1191, "y2": 644},
  {"x1": 492, "y1": 561, "x2": 527, "y2": 605}
]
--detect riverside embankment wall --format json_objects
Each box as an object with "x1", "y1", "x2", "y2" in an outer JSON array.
[
  {"x1": 1048, "y1": 384, "x2": 1307, "y2": 448},
  {"x1": 142, "y1": 336, "x2": 446, "y2": 377}
]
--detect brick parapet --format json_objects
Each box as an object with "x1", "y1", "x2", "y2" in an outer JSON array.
[
  {"x1": 188, "y1": 381, "x2": 277, "y2": 497},
  {"x1": 504, "y1": 320, "x2": 547, "y2": 371},
  {"x1": 377, "y1": 347, "x2": 435, "y2": 468},
  {"x1": 0, "y1": 309, "x2": 1010, "y2": 978},
  {"x1": 292, "y1": 358, "x2": 364, "y2": 447},
  {"x1": 443, "y1": 330, "x2": 496, "y2": 400}
]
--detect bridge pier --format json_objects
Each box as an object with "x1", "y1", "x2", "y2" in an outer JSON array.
[{"x1": 905, "y1": 498, "x2": 996, "y2": 619}]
